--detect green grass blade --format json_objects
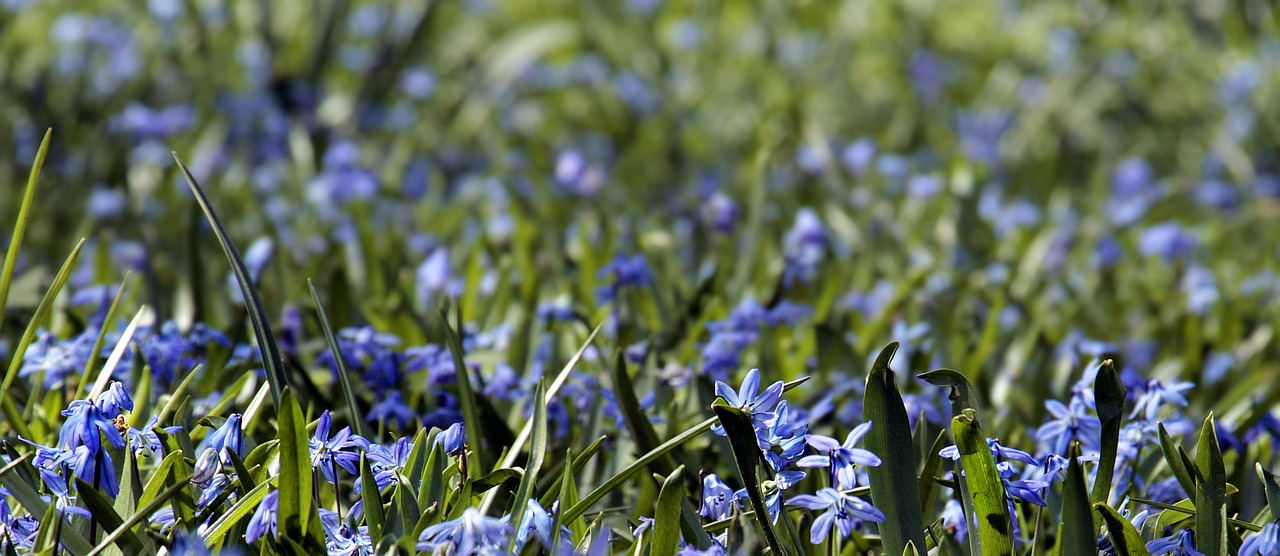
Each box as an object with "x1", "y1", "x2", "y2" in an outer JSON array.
[
  {"x1": 173, "y1": 153, "x2": 287, "y2": 406},
  {"x1": 277, "y1": 388, "x2": 321, "y2": 547},
  {"x1": 711, "y1": 400, "x2": 788, "y2": 556},
  {"x1": 360, "y1": 454, "x2": 385, "y2": 541},
  {"x1": 651, "y1": 465, "x2": 687, "y2": 556},
  {"x1": 1094, "y1": 504, "x2": 1151, "y2": 556},
  {"x1": 76, "y1": 274, "x2": 130, "y2": 400},
  {"x1": 507, "y1": 379, "x2": 548, "y2": 550},
  {"x1": 438, "y1": 299, "x2": 485, "y2": 477},
  {"x1": 1255, "y1": 463, "x2": 1280, "y2": 519},
  {"x1": 86, "y1": 480, "x2": 195, "y2": 556},
  {"x1": 1057, "y1": 445, "x2": 1095, "y2": 556},
  {"x1": 862, "y1": 341, "x2": 928, "y2": 555},
  {"x1": 1157, "y1": 422, "x2": 1198, "y2": 498},
  {"x1": 1194, "y1": 413, "x2": 1227, "y2": 555},
  {"x1": 951, "y1": 408, "x2": 1013, "y2": 556},
  {"x1": 919, "y1": 429, "x2": 948, "y2": 516},
  {"x1": 610, "y1": 349, "x2": 662, "y2": 454},
  {"x1": 0, "y1": 128, "x2": 51, "y2": 334},
  {"x1": 73, "y1": 478, "x2": 147, "y2": 555},
  {"x1": 308, "y1": 278, "x2": 369, "y2": 438},
  {"x1": 0, "y1": 454, "x2": 95, "y2": 556},
  {"x1": 88, "y1": 304, "x2": 145, "y2": 401},
  {"x1": 0, "y1": 237, "x2": 86, "y2": 436},
  {"x1": 1091, "y1": 359, "x2": 1127, "y2": 511}
]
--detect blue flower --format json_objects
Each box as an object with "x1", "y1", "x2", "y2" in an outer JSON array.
[
  {"x1": 1130, "y1": 379, "x2": 1193, "y2": 422},
  {"x1": 788, "y1": 487, "x2": 886, "y2": 544},
  {"x1": 245, "y1": 490, "x2": 279, "y2": 543},
  {"x1": 310, "y1": 411, "x2": 369, "y2": 483},
  {"x1": 437, "y1": 422, "x2": 466, "y2": 457},
  {"x1": 95, "y1": 381, "x2": 133, "y2": 416},
  {"x1": 60, "y1": 400, "x2": 125, "y2": 453},
  {"x1": 1139, "y1": 222, "x2": 1198, "y2": 262},
  {"x1": 711, "y1": 368, "x2": 784, "y2": 447},
  {"x1": 368, "y1": 391, "x2": 416, "y2": 428},
  {"x1": 201, "y1": 413, "x2": 243, "y2": 462},
  {"x1": 797, "y1": 422, "x2": 881, "y2": 490},
  {"x1": 782, "y1": 208, "x2": 828, "y2": 286},
  {"x1": 940, "y1": 499, "x2": 967, "y2": 541},
  {"x1": 1037, "y1": 397, "x2": 1101, "y2": 456},
  {"x1": 1240, "y1": 520, "x2": 1280, "y2": 556},
  {"x1": 416, "y1": 508, "x2": 511, "y2": 553},
  {"x1": 699, "y1": 474, "x2": 737, "y2": 521},
  {"x1": 595, "y1": 253, "x2": 654, "y2": 303},
  {"x1": 1147, "y1": 529, "x2": 1204, "y2": 556}
]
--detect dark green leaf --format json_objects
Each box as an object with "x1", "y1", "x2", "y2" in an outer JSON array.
[
  {"x1": 951, "y1": 408, "x2": 1012, "y2": 555},
  {"x1": 74, "y1": 478, "x2": 146, "y2": 555},
  {"x1": 652, "y1": 466, "x2": 687, "y2": 556},
  {"x1": 1256, "y1": 463, "x2": 1280, "y2": 519},
  {"x1": 508, "y1": 379, "x2": 548, "y2": 548},
  {"x1": 919, "y1": 429, "x2": 948, "y2": 516},
  {"x1": 711, "y1": 400, "x2": 788, "y2": 556},
  {"x1": 0, "y1": 128, "x2": 51, "y2": 333},
  {"x1": 1195, "y1": 413, "x2": 1227, "y2": 555},
  {"x1": 277, "y1": 388, "x2": 321, "y2": 546},
  {"x1": 1057, "y1": 445, "x2": 1095, "y2": 556},
  {"x1": 1094, "y1": 504, "x2": 1151, "y2": 556},
  {"x1": 1157, "y1": 422, "x2": 1197, "y2": 498},
  {"x1": 438, "y1": 299, "x2": 485, "y2": 476},
  {"x1": 308, "y1": 278, "x2": 370, "y2": 438},
  {"x1": 917, "y1": 368, "x2": 980, "y2": 423},
  {"x1": 173, "y1": 153, "x2": 287, "y2": 406},
  {"x1": 862, "y1": 342, "x2": 928, "y2": 555},
  {"x1": 361, "y1": 454, "x2": 385, "y2": 541},
  {"x1": 1092, "y1": 359, "x2": 1127, "y2": 512}
]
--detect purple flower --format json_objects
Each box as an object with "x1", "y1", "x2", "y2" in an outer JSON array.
[
  {"x1": 416, "y1": 508, "x2": 511, "y2": 553},
  {"x1": 940, "y1": 499, "x2": 967, "y2": 541},
  {"x1": 840, "y1": 139, "x2": 876, "y2": 177},
  {"x1": 782, "y1": 208, "x2": 828, "y2": 286},
  {"x1": 437, "y1": 422, "x2": 466, "y2": 457},
  {"x1": 788, "y1": 487, "x2": 886, "y2": 544},
  {"x1": 595, "y1": 254, "x2": 654, "y2": 303},
  {"x1": 797, "y1": 422, "x2": 881, "y2": 490},
  {"x1": 310, "y1": 411, "x2": 369, "y2": 483},
  {"x1": 1130, "y1": 379, "x2": 1193, "y2": 422},
  {"x1": 95, "y1": 381, "x2": 133, "y2": 416},
  {"x1": 699, "y1": 474, "x2": 737, "y2": 521},
  {"x1": 245, "y1": 490, "x2": 279, "y2": 543},
  {"x1": 1139, "y1": 222, "x2": 1197, "y2": 262},
  {"x1": 956, "y1": 110, "x2": 1014, "y2": 165},
  {"x1": 368, "y1": 392, "x2": 416, "y2": 428},
  {"x1": 1147, "y1": 529, "x2": 1203, "y2": 556},
  {"x1": 1240, "y1": 520, "x2": 1280, "y2": 556},
  {"x1": 1037, "y1": 396, "x2": 1101, "y2": 455}
]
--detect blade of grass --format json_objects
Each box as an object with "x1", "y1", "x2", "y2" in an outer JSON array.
[
  {"x1": 0, "y1": 128, "x2": 51, "y2": 333},
  {"x1": 308, "y1": 278, "x2": 369, "y2": 438},
  {"x1": 651, "y1": 465, "x2": 687, "y2": 556},
  {"x1": 1057, "y1": 445, "x2": 1095, "y2": 556},
  {"x1": 507, "y1": 379, "x2": 549, "y2": 551},
  {"x1": 87, "y1": 305, "x2": 146, "y2": 401},
  {"x1": 951, "y1": 408, "x2": 1013, "y2": 555},
  {"x1": 1256, "y1": 463, "x2": 1280, "y2": 518},
  {"x1": 76, "y1": 274, "x2": 130, "y2": 400},
  {"x1": 173, "y1": 153, "x2": 287, "y2": 406},
  {"x1": 711, "y1": 400, "x2": 788, "y2": 556},
  {"x1": 1195, "y1": 413, "x2": 1227, "y2": 555},
  {"x1": 438, "y1": 299, "x2": 484, "y2": 477},
  {"x1": 0, "y1": 237, "x2": 87, "y2": 437},
  {"x1": 863, "y1": 342, "x2": 928, "y2": 555},
  {"x1": 73, "y1": 478, "x2": 147, "y2": 555},
  {"x1": 86, "y1": 480, "x2": 197, "y2": 556},
  {"x1": 1094, "y1": 504, "x2": 1151, "y2": 556},
  {"x1": 277, "y1": 388, "x2": 323, "y2": 548}
]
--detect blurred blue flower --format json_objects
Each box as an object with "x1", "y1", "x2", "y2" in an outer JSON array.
[
  {"x1": 368, "y1": 391, "x2": 416, "y2": 428},
  {"x1": 1139, "y1": 222, "x2": 1197, "y2": 262},
  {"x1": 416, "y1": 508, "x2": 511, "y2": 553},
  {"x1": 1147, "y1": 529, "x2": 1203, "y2": 556},
  {"x1": 1037, "y1": 396, "x2": 1101, "y2": 456},
  {"x1": 841, "y1": 139, "x2": 876, "y2": 177},
  {"x1": 245, "y1": 490, "x2": 279, "y2": 543},
  {"x1": 1131, "y1": 378, "x2": 1193, "y2": 422},
  {"x1": 1240, "y1": 520, "x2": 1280, "y2": 556},
  {"x1": 783, "y1": 208, "x2": 828, "y2": 286},
  {"x1": 595, "y1": 253, "x2": 654, "y2": 303},
  {"x1": 956, "y1": 110, "x2": 1014, "y2": 165},
  {"x1": 940, "y1": 499, "x2": 967, "y2": 541},
  {"x1": 788, "y1": 487, "x2": 886, "y2": 544}
]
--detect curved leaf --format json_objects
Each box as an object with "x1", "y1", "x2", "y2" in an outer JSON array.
[
  {"x1": 863, "y1": 342, "x2": 928, "y2": 555},
  {"x1": 951, "y1": 408, "x2": 1012, "y2": 555},
  {"x1": 651, "y1": 465, "x2": 687, "y2": 556},
  {"x1": 711, "y1": 400, "x2": 788, "y2": 556}
]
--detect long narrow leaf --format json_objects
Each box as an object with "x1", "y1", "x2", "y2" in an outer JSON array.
[
  {"x1": 438, "y1": 300, "x2": 485, "y2": 477},
  {"x1": 1094, "y1": 504, "x2": 1151, "y2": 556},
  {"x1": 862, "y1": 341, "x2": 927, "y2": 555},
  {"x1": 0, "y1": 237, "x2": 86, "y2": 425},
  {"x1": 0, "y1": 128, "x2": 51, "y2": 333},
  {"x1": 1092, "y1": 359, "x2": 1126, "y2": 511},
  {"x1": 651, "y1": 466, "x2": 687, "y2": 556},
  {"x1": 173, "y1": 153, "x2": 287, "y2": 406},
  {"x1": 308, "y1": 278, "x2": 369, "y2": 438},
  {"x1": 1195, "y1": 413, "x2": 1227, "y2": 555},
  {"x1": 277, "y1": 388, "x2": 321, "y2": 547},
  {"x1": 951, "y1": 408, "x2": 1013, "y2": 555},
  {"x1": 711, "y1": 400, "x2": 788, "y2": 556},
  {"x1": 73, "y1": 478, "x2": 147, "y2": 555},
  {"x1": 1057, "y1": 445, "x2": 1095, "y2": 556},
  {"x1": 507, "y1": 379, "x2": 548, "y2": 549}
]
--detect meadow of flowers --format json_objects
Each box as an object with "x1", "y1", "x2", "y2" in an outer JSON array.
[{"x1": 2, "y1": 0, "x2": 1280, "y2": 555}]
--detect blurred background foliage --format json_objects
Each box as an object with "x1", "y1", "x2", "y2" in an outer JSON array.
[{"x1": 2, "y1": 0, "x2": 1280, "y2": 432}]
